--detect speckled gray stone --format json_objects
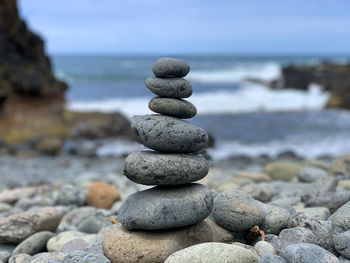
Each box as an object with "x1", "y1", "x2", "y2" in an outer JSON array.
[
  {"x1": 13, "y1": 231, "x2": 55, "y2": 255},
  {"x1": 131, "y1": 115, "x2": 209, "y2": 153},
  {"x1": 333, "y1": 231, "x2": 350, "y2": 259},
  {"x1": 118, "y1": 183, "x2": 213, "y2": 230},
  {"x1": 152, "y1": 57, "x2": 190, "y2": 78},
  {"x1": 260, "y1": 203, "x2": 291, "y2": 235},
  {"x1": 149, "y1": 97, "x2": 197, "y2": 119},
  {"x1": 62, "y1": 251, "x2": 110, "y2": 263},
  {"x1": 281, "y1": 243, "x2": 339, "y2": 263},
  {"x1": 275, "y1": 227, "x2": 317, "y2": 252},
  {"x1": 298, "y1": 166, "x2": 327, "y2": 183},
  {"x1": 332, "y1": 201, "x2": 350, "y2": 234},
  {"x1": 145, "y1": 77, "x2": 192, "y2": 98},
  {"x1": 258, "y1": 254, "x2": 286, "y2": 263},
  {"x1": 124, "y1": 151, "x2": 209, "y2": 185},
  {"x1": 212, "y1": 190, "x2": 265, "y2": 232}
]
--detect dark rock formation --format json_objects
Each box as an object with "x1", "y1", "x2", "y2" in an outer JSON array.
[{"x1": 279, "y1": 63, "x2": 350, "y2": 109}]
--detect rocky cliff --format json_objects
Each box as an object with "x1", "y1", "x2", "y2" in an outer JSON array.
[{"x1": 280, "y1": 63, "x2": 350, "y2": 109}]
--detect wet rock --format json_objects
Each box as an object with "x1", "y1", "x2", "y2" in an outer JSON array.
[
  {"x1": 131, "y1": 115, "x2": 208, "y2": 153},
  {"x1": 118, "y1": 184, "x2": 213, "y2": 230},
  {"x1": 164, "y1": 242, "x2": 259, "y2": 263},
  {"x1": 124, "y1": 151, "x2": 209, "y2": 185},
  {"x1": 103, "y1": 222, "x2": 213, "y2": 263},
  {"x1": 152, "y1": 57, "x2": 190, "y2": 78},
  {"x1": 212, "y1": 190, "x2": 265, "y2": 232},
  {"x1": 0, "y1": 207, "x2": 64, "y2": 244},
  {"x1": 13, "y1": 231, "x2": 55, "y2": 255},
  {"x1": 87, "y1": 182, "x2": 121, "y2": 209},
  {"x1": 281, "y1": 243, "x2": 339, "y2": 263}
]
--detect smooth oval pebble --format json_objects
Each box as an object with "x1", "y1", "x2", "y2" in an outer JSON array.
[
  {"x1": 124, "y1": 151, "x2": 209, "y2": 185},
  {"x1": 132, "y1": 115, "x2": 208, "y2": 153},
  {"x1": 164, "y1": 242, "x2": 259, "y2": 263},
  {"x1": 103, "y1": 222, "x2": 213, "y2": 263},
  {"x1": 145, "y1": 77, "x2": 192, "y2": 98},
  {"x1": 152, "y1": 57, "x2": 190, "y2": 78},
  {"x1": 149, "y1": 97, "x2": 196, "y2": 119},
  {"x1": 118, "y1": 183, "x2": 213, "y2": 230}
]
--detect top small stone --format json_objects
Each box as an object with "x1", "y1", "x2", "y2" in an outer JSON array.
[{"x1": 153, "y1": 57, "x2": 190, "y2": 78}]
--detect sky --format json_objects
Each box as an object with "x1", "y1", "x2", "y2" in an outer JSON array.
[{"x1": 19, "y1": 0, "x2": 350, "y2": 55}]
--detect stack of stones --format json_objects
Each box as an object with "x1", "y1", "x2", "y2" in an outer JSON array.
[{"x1": 118, "y1": 57, "x2": 213, "y2": 230}]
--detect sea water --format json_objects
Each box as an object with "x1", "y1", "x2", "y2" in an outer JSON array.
[{"x1": 52, "y1": 55, "x2": 350, "y2": 160}]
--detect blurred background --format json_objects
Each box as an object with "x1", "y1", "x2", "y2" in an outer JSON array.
[{"x1": 1, "y1": 0, "x2": 350, "y2": 161}]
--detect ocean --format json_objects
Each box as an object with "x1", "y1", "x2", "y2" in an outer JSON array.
[{"x1": 52, "y1": 55, "x2": 350, "y2": 160}]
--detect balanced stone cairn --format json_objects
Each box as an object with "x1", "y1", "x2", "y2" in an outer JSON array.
[{"x1": 118, "y1": 57, "x2": 213, "y2": 230}]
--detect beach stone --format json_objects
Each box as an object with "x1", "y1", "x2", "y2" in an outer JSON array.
[
  {"x1": 87, "y1": 182, "x2": 121, "y2": 209},
  {"x1": 329, "y1": 154, "x2": 350, "y2": 177},
  {"x1": 57, "y1": 207, "x2": 97, "y2": 232},
  {"x1": 254, "y1": 241, "x2": 276, "y2": 256},
  {"x1": 124, "y1": 151, "x2": 209, "y2": 185},
  {"x1": 152, "y1": 57, "x2": 190, "y2": 78},
  {"x1": 62, "y1": 251, "x2": 110, "y2": 263},
  {"x1": 118, "y1": 183, "x2": 213, "y2": 230},
  {"x1": 149, "y1": 97, "x2": 196, "y2": 119},
  {"x1": 281, "y1": 243, "x2": 339, "y2": 263},
  {"x1": 205, "y1": 218, "x2": 234, "y2": 243},
  {"x1": 276, "y1": 227, "x2": 317, "y2": 251},
  {"x1": 47, "y1": 231, "x2": 99, "y2": 252},
  {"x1": 263, "y1": 161, "x2": 304, "y2": 181},
  {"x1": 164, "y1": 242, "x2": 259, "y2": 263},
  {"x1": 216, "y1": 181, "x2": 240, "y2": 193},
  {"x1": 0, "y1": 207, "x2": 64, "y2": 244},
  {"x1": 54, "y1": 185, "x2": 86, "y2": 206},
  {"x1": 0, "y1": 187, "x2": 40, "y2": 204},
  {"x1": 76, "y1": 210, "x2": 112, "y2": 234},
  {"x1": 258, "y1": 254, "x2": 286, "y2": 263},
  {"x1": 14, "y1": 196, "x2": 54, "y2": 211},
  {"x1": 236, "y1": 171, "x2": 272, "y2": 182},
  {"x1": 304, "y1": 190, "x2": 350, "y2": 213},
  {"x1": 333, "y1": 231, "x2": 350, "y2": 259},
  {"x1": 103, "y1": 222, "x2": 213, "y2": 263},
  {"x1": 338, "y1": 180, "x2": 350, "y2": 190},
  {"x1": 260, "y1": 203, "x2": 291, "y2": 234},
  {"x1": 241, "y1": 184, "x2": 272, "y2": 202},
  {"x1": 8, "y1": 254, "x2": 32, "y2": 263},
  {"x1": 60, "y1": 238, "x2": 89, "y2": 253},
  {"x1": 298, "y1": 166, "x2": 328, "y2": 182},
  {"x1": 332, "y1": 201, "x2": 350, "y2": 233},
  {"x1": 294, "y1": 207, "x2": 330, "y2": 220},
  {"x1": 83, "y1": 241, "x2": 103, "y2": 255},
  {"x1": 145, "y1": 77, "x2": 192, "y2": 98},
  {"x1": 31, "y1": 252, "x2": 66, "y2": 263},
  {"x1": 132, "y1": 115, "x2": 208, "y2": 153},
  {"x1": 13, "y1": 231, "x2": 55, "y2": 255},
  {"x1": 212, "y1": 190, "x2": 265, "y2": 232},
  {"x1": 0, "y1": 202, "x2": 12, "y2": 212}
]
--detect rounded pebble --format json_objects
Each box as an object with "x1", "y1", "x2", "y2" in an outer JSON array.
[
  {"x1": 13, "y1": 231, "x2": 55, "y2": 255},
  {"x1": 149, "y1": 97, "x2": 196, "y2": 118},
  {"x1": 87, "y1": 182, "x2": 121, "y2": 209},
  {"x1": 152, "y1": 57, "x2": 190, "y2": 78},
  {"x1": 124, "y1": 151, "x2": 209, "y2": 185},
  {"x1": 118, "y1": 183, "x2": 213, "y2": 230}
]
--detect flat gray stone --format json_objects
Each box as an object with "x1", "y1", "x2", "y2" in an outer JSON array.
[
  {"x1": 281, "y1": 243, "x2": 339, "y2": 263},
  {"x1": 13, "y1": 231, "x2": 55, "y2": 255},
  {"x1": 164, "y1": 242, "x2": 259, "y2": 263},
  {"x1": 332, "y1": 201, "x2": 350, "y2": 234},
  {"x1": 62, "y1": 251, "x2": 110, "y2": 263},
  {"x1": 298, "y1": 166, "x2": 327, "y2": 183},
  {"x1": 145, "y1": 77, "x2": 192, "y2": 98},
  {"x1": 276, "y1": 227, "x2": 317, "y2": 251},
  {"x1": 132, "y1": 115, "x2": 208, "y2": 153},
  {"x1": 260, "y1": 203, "x2": 291, "y2": 234},
  {"x1": 118, "y1": 183, "x2": 213, "y2": 230},
  {"x1": 212, "y1": 190, "x2": 265, "y2": 232},
  {"x1": 149, "y1": 97, "x2": 196, "y2": 119},
  {"x1": 152, "y1": 57, "x2": 190, "y2": 78},
  {"x1": 333, "y1": 231, "x2": 350, "y2": 259},
  {"x1": 124, "y1": 151, "x2": 209, "y2": 185},
  {"x1": 258, "y1": 254, "x2": 286, "y2": 263}
]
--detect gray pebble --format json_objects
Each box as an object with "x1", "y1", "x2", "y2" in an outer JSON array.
[
  {"x1": 31, "y1": 252, "x2": 66, "y2": 263},
  {"x1": 60, "y1": 239, "x2": 89, "y2": 253},
  {"x1": 254, "y1": 241, "x2": 275, "y2": 256},
  {"x1": 145, "y1": 77, "x2": 192, "y2": 98},
  {"x1": 303, "y1": 190, "x2": 350, "y2": 213},
  {"x1": 298, "y1": 166, "x2": 328, "y2": 183},
  {"x1": 281, "y1": 243, "x2": 339, "y2": 263},
  {"x1": 54, "y1": 185, "x2": 86, "y2": 206},
  {"x1": 212, "y1": 190, "x2": 265, "y2": 232},
  {"x1": 332, "y1": 201, "x2": 350, "y2": 234},
  {"x1": 333, "y1": 231, "x2": 350, "y2": 259},
  {"x1": 124, "y1": 151, "x2": 209, "y2": 185},
  {"x1": 258, "y1": 254, "x2": 286, "y2": 263},
  {"x1": 132, "y1": 115, "x2": 209, "y2": 153},
  {"x1": 57, "y1": 207, "x2": 97, "y2": 232},
  {"x1": 118, "y1": 183, "x2": 213, "y2": 230},
  {"x1": 13, "y1": 231, "x2": 55, "y2": 255},
  {"x1": 149, "y1": 97, "x2": 196, "y2": 119},
  {"x1": 8, "y1": 254, "x2": 32, "y2": 263},
  {"x1": 276, "y1": 227, "x2": 317, "y2": 251},
  {"x1": 152, "y1": 57, "x2": 190, "y2": 78},
  {"x1": 63, "y1": 251, "x2": 110, "y2": 263},
  {"x1": 260, "y1": 203, "x2": 291, "y2": 235}
]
